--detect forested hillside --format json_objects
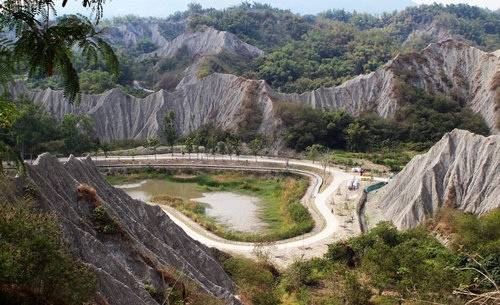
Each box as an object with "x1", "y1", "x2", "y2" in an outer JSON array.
[
  {"x1": 10, "y1": 2, "x2": 498, "y2": 166},
  {"x1": 28, "y1": 3, "x2": 499, "y2": 95}
]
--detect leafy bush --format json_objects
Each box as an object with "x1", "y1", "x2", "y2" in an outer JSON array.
[
  {"x1": 92, "y1": 205, "x2": 123, "y2": 234},
  {"x1": 193, "y1": 203, "x2": 206, "y2": 214},
  {"x1": 0, "y1": 180, "x2": 97, "y2": 304},
  {"x1": 222, "y1": 255, "x2": 281, "y2": 305}
]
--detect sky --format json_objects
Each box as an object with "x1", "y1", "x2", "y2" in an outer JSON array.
[{"x1": 57, "y1": 1, "x2": 500, "y2": 19}]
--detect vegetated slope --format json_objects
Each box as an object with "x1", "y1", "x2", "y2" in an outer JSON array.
[
  {"x1": 276, "y1": 40, "x2": 500, "y2": 134},
  {"x1": 23, "y1": 153, "x2": 241, "y2": 305},
  {"x1": 10, "y1": 39, "x2": 499, "y2": 144},
  {"x1": 376, "y1": 129, "x2": 500, "y2": 230}
]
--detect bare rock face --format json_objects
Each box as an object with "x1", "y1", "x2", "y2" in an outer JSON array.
[
  {"x1": 279, "y1": 40, "x2": 499, "y2": 134},
  {"x1": 8, "y1": 40, "x2": 499, "y2": 144},
  {"x1": 376, "y1": 129, "x2": 500, "y2": 230},
  {"x1": 24, "y1": 153, "x2": 241, "y2": 305},
  {"x1": 275, "y1": 66, "x2": 398, "y2": 119},
  {"x1": 139, "y1": 26, "x2": 265, "y2": 60},
  {"x1": 390, "y1": 40, "x2": 500, "y2": 134}
]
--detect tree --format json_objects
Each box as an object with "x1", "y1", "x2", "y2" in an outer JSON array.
[
  {"x1": 79, "y1": 69, "x2": 116, "y2": 94},
  {"x1": 10, "y1": 96, "x2": 57, "y2": 161},
  {"x1": 206, "y1": 134, "x2": 217, "y2": 160},
  {"x1": 163, "y1": 110, "x2": 177, "y2": 156},
  {"x1": 322, "y1": 109, "x2": 354, "y2": 149},
  {"x1": 249, "y1": 134, "x2": 266, "y2": 161},
  {"x1": 0, "y1": 98, "x2": 23, "y2": 174},
  {"x1": 184, "y1": 136, "x2": 193, "y2": 159},
  {"x1": 305, "y1": 144, "x2": 326, "y2": 163},
  {"x1": 146, "y1": 136, "x2": 159, "y2": 161},
  {"x1": 59, "y1": 113, "x2": 98, "y2": 155},
  {"x1": 0, "y1": 0, "x2": 119, "y2": 103},
  {"x1": 192, "y1": 132, "x2": 201, "y2": 159},
  {"x1": 135, "y1": 38, "x2": 158, "y2": 54},
  {"x1": 217, "y1": 141, "x2": 226, "y2": 160},
  {"x1": 233, "y1": 138, "x2": 242, "y2": 160},
  {"x1": 0, "y1": 0, "x2": 118, "y2": 174},
  {"x1": 346, "y1": 122, "x2": 370, "y2": 152},
  {"x1": 0, "y1": 178, "x2": 97, "y2": 303},
  {"x1": 225, "y1": 137, "x2": 233, "y2": 161}
]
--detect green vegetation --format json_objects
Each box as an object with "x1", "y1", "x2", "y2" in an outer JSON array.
[
  {"x1": 4, "y1": 3, "x2": 495, "y2": 170},
  {"x1": 188, "y1": 3, "x2": 499, "y2": 93},
  {"x1": 163, "y1": 109, "x2": 178, "y2": 155},
  {"x1": 273, "y1": 80, "x2": 490, "y2": 169},
  {"x1": 149, "y1": 264, "x2": 225, "y2": 305},
  {"x1": 92, "y1": 205, "x2": 123, "y2": 234},
  {"x1": 0, "y1": 0, "x2": 118, "y2": 173},
  {"x1": 0, "y1": 177, "x2": 98, "y2": 304},
  {"x1": 221, "y1": 254, "x2": 281, "y2": 305},
  {"x1": 220, "y1": 208, "x2": 500, "y2": 305},
  {"x1": 25, "y1": 2, "x2": 496, "y2": 99},
  {"x1": 0, "y1": 96, "x2": 101, "y2": 159},
  {"x1": 108, "y1": 169, "x2": 313, "y2": 242}
]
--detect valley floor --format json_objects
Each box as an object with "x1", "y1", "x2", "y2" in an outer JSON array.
[{"x1": 90, "y1": 153, "x2": 390, "y2": 268}]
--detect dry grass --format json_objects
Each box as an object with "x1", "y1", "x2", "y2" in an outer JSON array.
[{"x1": 77, "y1": 184, "x2": 100, "y2": 208}]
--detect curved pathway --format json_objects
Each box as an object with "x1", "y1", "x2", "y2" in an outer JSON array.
[{"x1": 92, "y1": 153, "x2": 363, "y2": 267}]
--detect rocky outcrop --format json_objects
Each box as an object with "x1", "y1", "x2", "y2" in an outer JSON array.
[
  {"x1": 9, "y1": 75, "x2": 277, "y2": 142},
  {"x1": 274, "y1": 66, "x2": 398, "y2": 119},
  {"x1": 103, "y1": 21, "x2": 264, "y2": 61},
  {"x1": 376, "y1": 129, "x2": 500, "y2": 230},
  {"x1": 390, "y1": 40, "x2": 500, "y2": 134},
  {"x1": 103, "y1": 19, "x2": 186, "y2": 51},
  {"x1": 138, "y1": 26, "x2": 265, "y2": 60},
  {"x1": 279, "y1": 40, "x2": 499, "y2": 134},
  {"x1": 8, "y1": 40, "x2": 500, "y2": 143},
  {"x1": 24, "y1": 153, "x2": 241, "y2": 305}
]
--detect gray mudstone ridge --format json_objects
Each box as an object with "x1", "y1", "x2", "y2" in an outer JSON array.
[
  {"x1": 6, "y1": 37, "x2": 499, "y2": 143},
  {"x1": 25, "y1": 153, "x2": 242, "y2": 305},
  {"x1": 376, "y1": 129, "x2": 500, "y2": 230},
  {"x1": 138, "y1": 25, "x2": 265, "y2": 60}
]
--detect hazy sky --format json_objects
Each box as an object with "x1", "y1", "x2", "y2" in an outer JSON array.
[{"x1": 57, "y1": 1, "x2": 499, "y2": 18}]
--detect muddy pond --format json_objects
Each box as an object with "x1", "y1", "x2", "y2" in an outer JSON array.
[{"x1": 117, "y1": 179, "x2": 267, "y2": 232}]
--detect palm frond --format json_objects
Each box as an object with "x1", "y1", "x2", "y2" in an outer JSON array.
[
  {"x1": 58, "y1": 14, "x2": 119, "y2": 76},
  {"x1": 95, "y1": 36, "x2": 119, "y2": 76},
  {"x1": 0, "y1": 138, "x2": 25, "y2": 176},
  {"x1": 0, "y1": 37, "x2": 17, "y2": 85},
  {"x1": 2, "y1": 4, "x2": 117, "y2": 103},
  {"x1": 59, "y1": 51, "x2": 81, "y2": 103}
]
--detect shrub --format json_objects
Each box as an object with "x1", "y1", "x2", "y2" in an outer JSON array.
[
  {"x1": 23, "y1": 183, "x2": 40, "y2": 200},
  {"x1": 193, "y1": 203, "x2": 206, "y2": 214},
  {"x1": 77, "y1": 183, "x2": 100, "y2": 208},
  {"x1": 0, "y1": 187, "x2": 97, "y2": 304},
  {"x1": 92, "y1": 205, "x2": 122, "y2": 234}
]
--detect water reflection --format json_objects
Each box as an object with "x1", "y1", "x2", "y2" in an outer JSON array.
[
  {"x1": 116, "y1": 179, "x2": 202, "y2": 201},
  {"x1": 117, "y1": 179, "x2": 267, "y2": 232},
  {"x1": 193, "y1": 192, "x2": 267, "y2": 232}
]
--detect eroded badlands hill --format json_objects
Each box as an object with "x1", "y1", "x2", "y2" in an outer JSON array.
[
  {"x1": 7, "y1": 38, "x2": 500, "y2": 143},
  {"x1": 23, "y1": 153, "x2": 241, "y2": 305},
  {"x1": 375, "y1": 129, "x2": 500, "y2": 230}
]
